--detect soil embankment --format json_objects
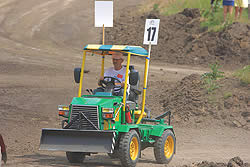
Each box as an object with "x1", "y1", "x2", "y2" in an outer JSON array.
[{"x1": 106, "y1": 8, "x2": 250, "y2": 69}]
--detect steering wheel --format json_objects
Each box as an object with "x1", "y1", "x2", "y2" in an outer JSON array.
[{"x1": 100, "y1": 76, "x2": 122, "y2": 91}]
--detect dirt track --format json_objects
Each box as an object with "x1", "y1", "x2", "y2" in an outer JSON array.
[{"x1": 0, "y1": 0, "x2": 250, "y2": 166}]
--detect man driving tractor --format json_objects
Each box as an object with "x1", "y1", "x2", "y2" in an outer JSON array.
[{"x1": 94, "y1": 51, "x2": 128, "y2": 96}]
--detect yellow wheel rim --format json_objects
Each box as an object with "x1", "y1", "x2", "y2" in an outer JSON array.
[
  {"x1": 164, "y1": 136, "x2": 174, "y2": 159},
  {"x1": 130, "y1": 136, "x2": 139, "y2": 160}
]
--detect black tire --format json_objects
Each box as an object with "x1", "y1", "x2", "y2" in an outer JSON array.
[
  {"x1": 119, "y1": 130, "x2": 141, "y2": 167},
  {"x1": 108, "y1": 148, "x2": 119, "y2": 159},
  {"x1": 108, "y1": 152, "x2": 119, "y2": 159},
  {"x1": 154, "y1": 130, "x2": 176, "y2": 164},
  {"x1": 66, "y1": 152, "x2": 85, "y2": 163}
]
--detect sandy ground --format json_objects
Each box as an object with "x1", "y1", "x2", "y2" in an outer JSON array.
[{"x1": 0, "y1": 0, "x2": 250, "y2": 166}]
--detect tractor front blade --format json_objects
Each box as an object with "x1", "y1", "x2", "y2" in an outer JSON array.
[{"x1": 39, "y1": 128, "x2": 115, "y2": 153}]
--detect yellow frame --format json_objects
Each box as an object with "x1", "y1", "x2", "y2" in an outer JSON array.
[{"x1": 78, "y1": 50, "x2": 149, "y2": 124}]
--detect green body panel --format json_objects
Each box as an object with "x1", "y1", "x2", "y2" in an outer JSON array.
[
  {"x1": 68, "y1": 95, "x2": 174, "y2": 145},
  {"x1": 71, "y1": 95, "x2": 122, "y2": 108},
  {"x1": 116, "y1": 124, "x2": 173, "y2": 137}
]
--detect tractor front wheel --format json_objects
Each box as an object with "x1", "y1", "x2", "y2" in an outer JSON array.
[
  {"x1": 66, "y1": 152, "x2": 85, "y2": 163},
  {"x1": 108, "y1": 148, "x2": 119, "y2": 159},
  {"x1": 154, "y1": 130, "x2": 176, "y2": 164},
  {"x1": 119, "y1": 130, "x2": 141, "y2": 167}
]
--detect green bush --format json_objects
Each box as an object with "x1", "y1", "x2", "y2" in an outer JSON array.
[
  {"x1": 203, "y1": 78, "x2": 220, "y2": 93},
  {"x1": 202, "y1": 63, "x2": 224, "y2": 93},
  {"x1": 202, "y1": 63, "x2": 224, "y2": 80}
]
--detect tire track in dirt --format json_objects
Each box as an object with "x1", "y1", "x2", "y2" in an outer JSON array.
[
  {"x1": 0, "y1": 0, "x2": 16, "y2": 8},
  {"x1": 0, "y1": 0, "x2": 80, "y2": 67},
  {"x1": 30, "y1": 0, "x2": 77, "y2": 37},
  {"x1": 0, "y1": 0, "x2": 76, "y2": 38}
]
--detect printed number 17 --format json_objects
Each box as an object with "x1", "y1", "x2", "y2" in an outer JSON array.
[{"x1": 147, "y1": 27, "x2": 156, "y2": 41}]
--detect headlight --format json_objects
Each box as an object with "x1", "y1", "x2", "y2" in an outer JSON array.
[
  {"x1": 58, "y1": 105, "x2": 69, "y2": 117},
  {"x1": 102, "y1": 108, "x2": 114, "y2": 119},
  {"x1": 102, "y1": 108, "x2": 113, "y2": 113}
]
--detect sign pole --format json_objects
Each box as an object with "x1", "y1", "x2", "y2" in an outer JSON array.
[
  {"x1": 102, "y1": 24, "x2": 105, "y2": 45},
  {"x1": 95, "y1": 1, "x2": 113, "y2": 77}
]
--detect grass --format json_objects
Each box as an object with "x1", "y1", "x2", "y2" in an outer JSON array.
[
  {"x1": 234, "y1": 65, "x2": 250, "y2": 85},
  {"x1": 141, "y1": 0, "x2": 250, "y2": 31},
  {"x1": 162, "y1": 0, "x2": 210, "y2": 15},
  {"x1": 223, "y1": 92, "x2": 233, "y2": 99}
]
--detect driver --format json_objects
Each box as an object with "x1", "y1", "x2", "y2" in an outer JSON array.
[{"x1": 94, "y1": 51, "x2": 128, "y2": 96}]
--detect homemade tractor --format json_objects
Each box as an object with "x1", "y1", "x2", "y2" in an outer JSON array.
[{"x1": 40, "y1": 44, "x2": 176, "y2": 167}]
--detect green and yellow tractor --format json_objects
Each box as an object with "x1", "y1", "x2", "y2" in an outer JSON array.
[{"x1": 40, "y1": 44, "x2": 176, "y2": 167}]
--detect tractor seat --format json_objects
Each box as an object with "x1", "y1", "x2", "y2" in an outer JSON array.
[{"x1": 127, "y1": 66, "x2": 141, "y2": 103}]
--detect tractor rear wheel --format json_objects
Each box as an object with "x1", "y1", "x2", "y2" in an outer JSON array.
[
  {"x1": 66, "y1": 152, "x2": 85, "y2": 163},
  {"x1": 154, "y1": 130, "x2": 176, "y2": 164},
  {"x1": 118, "y1": 130, "x2": 141, "y2": 167}
]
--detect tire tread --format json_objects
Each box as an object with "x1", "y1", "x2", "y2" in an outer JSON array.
[
  {"x1": 154, "y1": 130, "x2": 175, "y2": 164},
  {"x1": 119, "y1": 130, "x2": 140, "y2": 167}
]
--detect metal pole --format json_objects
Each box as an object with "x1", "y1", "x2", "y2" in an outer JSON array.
[
  {"x1": 136, "y1": 42, "x2": 151, "y2": 124},
  {"x1": 78, "y1": 51, "x2": 87, "y2": 97},
  {"x1": 122, "y1": 53, "x2": 131, "y2": 124},
  {"x1": 101, "y1": 24, "x2": 105, "y2": 77}
]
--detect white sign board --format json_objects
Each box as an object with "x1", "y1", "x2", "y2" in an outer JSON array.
[
  {"x1": 95, "y1": 1, "x2": 113, "y2": 27},
  {"x1": 143, "y1": 19, "x2": 160, "y2": 45}
]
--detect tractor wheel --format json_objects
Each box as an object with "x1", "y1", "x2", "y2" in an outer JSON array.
[
  {"x1": 118, "y1": 130, "x2": 141, "y2": 167},
  {"x1": 108, "y1": 153, "x2": 119, "y2": 159},
  {"x1": 108, "y1": 152, "x2": 119, "y2": 159},
  {"x1": 154, "y1": 130, "x2": 176, "y2": 164},
  {"x1": 66, "y1": 152, "x2": 85, "y2": 163},
  {"x1": 108, "y1": 148, "x2": 119, "y2": 159}
]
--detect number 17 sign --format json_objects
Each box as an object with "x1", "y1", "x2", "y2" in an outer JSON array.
[{"x1": 143, "y1": 19, "x2": 160, "y2": 45}]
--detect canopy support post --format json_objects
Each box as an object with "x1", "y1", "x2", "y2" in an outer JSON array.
[
  {"x1": 101, "y1": 24, "x2": 105, "y2": 77},
  {"x1": 78, "y1": 51, "x2": 87, "y2": 97},
  {"x1": 122, "y1": 53, "x2": 131, "y2": 124},
  {"x1": 136, "y1": 43, "x2": 151, "y2": 124}
]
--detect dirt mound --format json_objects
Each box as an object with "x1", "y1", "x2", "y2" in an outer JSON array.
[
  {"x1": 105, "y1": 8, "x2": 250, "y2": 68},
  {"x1": 181, "y1": 157, "x2": 250, "y2": 167},
  {"x1": 157, "y1": 74, "x2": 250, "y2": 129}
]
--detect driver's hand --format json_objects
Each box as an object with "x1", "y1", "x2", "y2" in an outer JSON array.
[
  {"x1": 115, "y1": 82, "x2": 125, "y2": 87},
  {"x1": 98, "y1": 76, "x2": 104, "y2": 86},
  {"x1": 121, "y1": 82, "x2": 125, "y2": 88}
]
